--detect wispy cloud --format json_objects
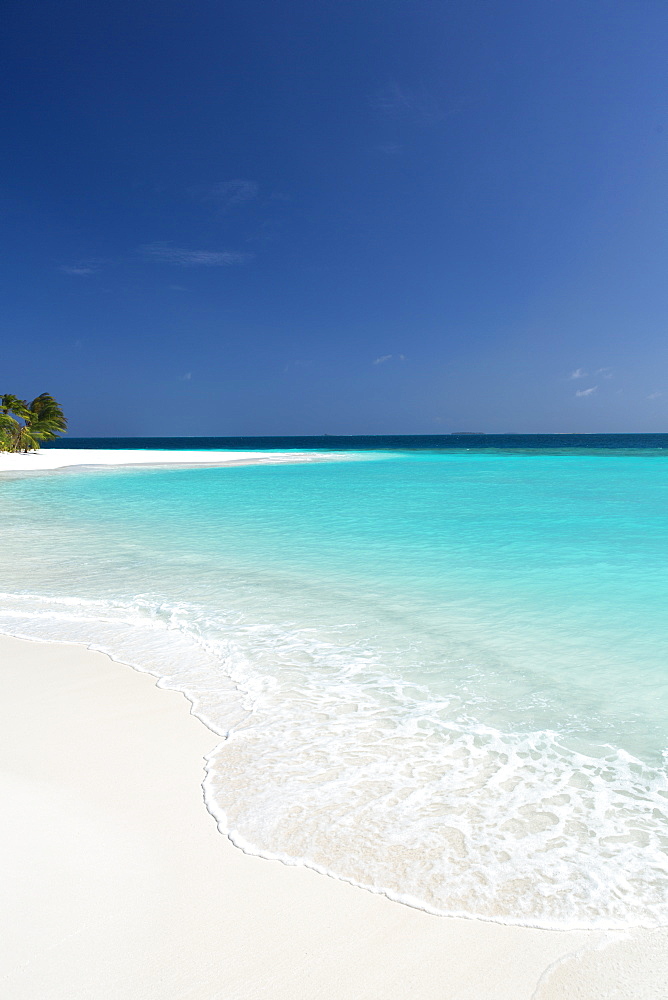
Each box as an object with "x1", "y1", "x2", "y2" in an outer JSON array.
[
  {"x1": 370, "y1": 84, "x2": 448, "y2": 126},
  {"x1": 59, "y1": 259, "x2": 104, "y2": 276},
  {"x1": 372, "y1": 83, "x2": 413, "y2": 117},
  {"x1": 191, "y1": 179, "x2": 258, "y2": 210},
  {"x1": 570, "y1": 368, "x2": 587, "y2": 379},
  {"x1": 595, "y1": 367, "x2": 613, "y2": 378},
  {"x1": 373, "y1": 354, "x2": 406, "y2": 365},
  {"x1": 245, "y1": 219, "x2": 282, "y2": 246},
  {"x1": 575, "y1": 386, "x2": 598, "y2": 397},
  {"x1": 138, "y1": 243, "x2": 254, "y2": 266},
  {"x1": 181, "y1": 372, "x2": 192, "y2": 381},
  {"x1": 647, "y1": 391, "x2": 662, "y2": 400}
]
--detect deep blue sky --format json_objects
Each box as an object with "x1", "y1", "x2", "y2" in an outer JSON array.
[{"x1": 2, "y1": 0, "x2": 667, "y2": 434}]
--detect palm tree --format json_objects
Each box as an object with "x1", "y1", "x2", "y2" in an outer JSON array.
[
  {"x1": 0, "y1": 401, "x2": 18, "y2": 451},
  {"x1": 0, "y1": 393, "x2": 68, "y2": 452},
  {"x1": 0, "y1": 394, "x2": 23, "y2": 451}
]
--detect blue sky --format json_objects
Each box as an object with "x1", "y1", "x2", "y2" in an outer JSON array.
[{"x1": 2, "y1": 0, "x2": 667, "y2": 435}]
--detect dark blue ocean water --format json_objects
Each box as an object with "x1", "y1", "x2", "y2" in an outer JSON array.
[{"x1": 44, "y1": 433, "x2": 668, "y2": 453}]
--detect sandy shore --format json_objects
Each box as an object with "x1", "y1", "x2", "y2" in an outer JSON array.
[
  {"x1": 0, "y1": 448, "x2": 353, "y2": 472},
  {"x1": 1, "y1": 634, "x2": 666, "y2": 999}
]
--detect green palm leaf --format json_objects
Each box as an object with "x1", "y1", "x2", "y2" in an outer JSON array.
[{"x1": 0, "y1": 392, "x2": 68, "y2": 451}]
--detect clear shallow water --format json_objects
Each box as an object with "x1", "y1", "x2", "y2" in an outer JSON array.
[{"x1": 1, "y1": 449, "x2": 668, "y2": 928}]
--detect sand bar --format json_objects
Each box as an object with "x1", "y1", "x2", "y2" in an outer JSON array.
[
  {"x1": 3, "y1": 634, "x2": 667, "y2": 998},
  {"x1": 0, "y1": 448, "x2": 356, "y2": 473}
]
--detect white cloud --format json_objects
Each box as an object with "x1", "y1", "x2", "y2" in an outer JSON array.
[
  {"x1": 595, "y1": 367, "x2": 613, "y2": 378},
  {"x1": 59, "y1": 260, "x2": 103, "y2": 276},
  {"x1": 570, "y1": 368, "x2": 587, "y2": 379},
  {"x1": 139, "y1": 243, "x2": 253, "y2": 266},
  {"x1": 372, "y1": 83, "x2": 414, "y2": 119},
  {"x1": 182, "y1": 372, "x2": 192, "y2": 381},
  {"x1": 647, "y1": 391, "x2": 662, "y2": 400},
  {"x1": 373, "y1": 354, "x2": 406, "y2": 365},
  {"x1": 575, "y1": 386, "x2": 598, "y2": 397},
  {"x1": 245, "y1": 219, "x2": 281, "y2": 246},
  {"x1": 371, "y1": 84, "x2": 444, "y2": 126},
  {"x1": 193, "y1": 179, "x2": 258, "y2": 210}
]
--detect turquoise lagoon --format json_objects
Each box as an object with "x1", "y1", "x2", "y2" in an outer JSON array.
[{"x1": 1, "y1": 447, "x2": 667, "y2": 928}]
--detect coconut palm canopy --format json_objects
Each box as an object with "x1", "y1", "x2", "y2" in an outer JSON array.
[{"x1": 0, "y1": 393, "x2": 67, "y2": 452}]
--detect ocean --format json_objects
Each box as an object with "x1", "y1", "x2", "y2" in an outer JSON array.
[{"x1": 1, "y1": 436, "x2": 667, "y2": 929}]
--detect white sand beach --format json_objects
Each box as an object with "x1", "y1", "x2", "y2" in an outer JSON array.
[
  {"x1": 2, "y1": 634, "x2": 666, "y2": 999},
  {"x1": 0, "y1": 448, "x2": 349, "y2": 472}
]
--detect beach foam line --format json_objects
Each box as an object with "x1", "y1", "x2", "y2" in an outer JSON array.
[
  {"x1": 0, "y1": 448, "x2": 389, "y2": 473},
  {"x1": 2, "y1": 590, "x2": 668, "y2": 931}
]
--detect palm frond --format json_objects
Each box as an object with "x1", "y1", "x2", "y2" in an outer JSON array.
[{"x1": 0, "y1": 392, "x2": 68, "y2": 451}]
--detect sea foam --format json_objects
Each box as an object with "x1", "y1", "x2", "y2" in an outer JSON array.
[{"x1": 2, "y1": 588, "x2": 667, "y2": 929}]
